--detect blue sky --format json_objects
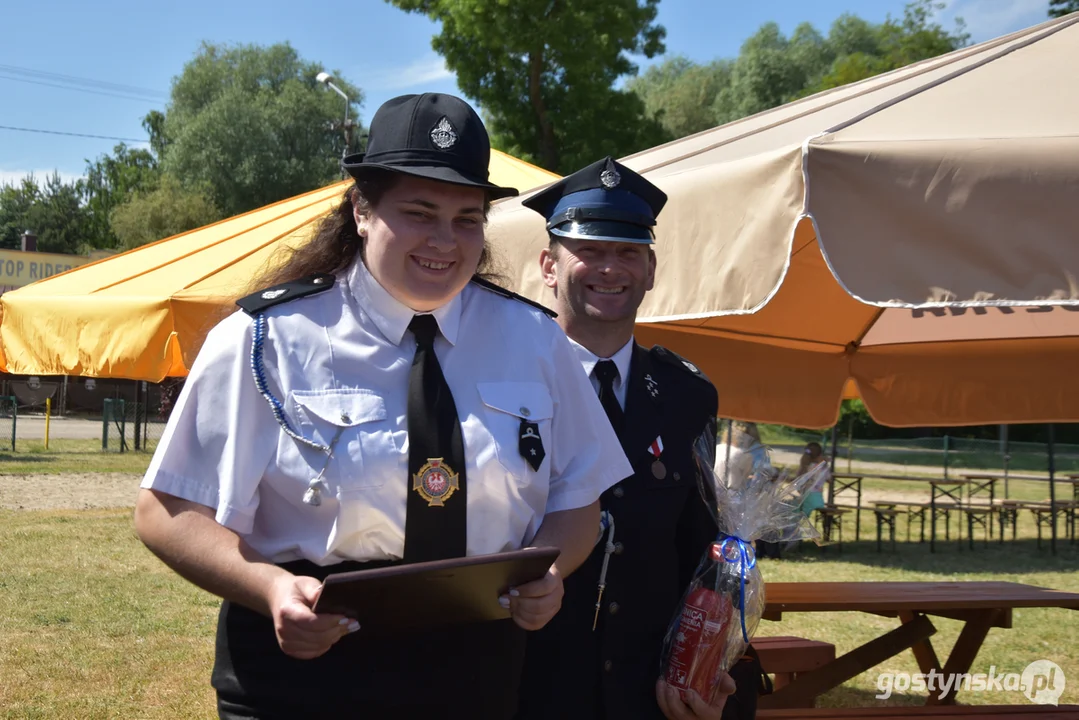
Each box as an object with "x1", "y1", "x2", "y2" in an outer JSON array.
[{"x1": 0, "y1": 0, "x2": 1052, "y2": 186}]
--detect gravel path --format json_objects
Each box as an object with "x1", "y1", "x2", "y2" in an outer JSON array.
[{"x1": 0, "y1": 472, "x2": 143, "y2": 510}]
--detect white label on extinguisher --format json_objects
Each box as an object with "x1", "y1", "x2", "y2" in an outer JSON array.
[{"x1": 666, "y1": 602, "x2": 707, "y2": 689}]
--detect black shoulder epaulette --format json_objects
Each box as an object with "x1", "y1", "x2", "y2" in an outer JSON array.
[
  {"x1": 650, "y1": 345, "x2": 712, "y2": 384},
  {"x1": 236, "y1": 273, "x2": 336, "y2": 316},
  {"x1": 471, "y1": 276, "x2": 557, "y2": 318}
]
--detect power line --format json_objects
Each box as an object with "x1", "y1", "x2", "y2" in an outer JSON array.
[
  {"x1": 0, "y1": 63, "x2": 168, "y2": 99},
  {"x1": 0, "y1": 73, "x2": 165, "y2": 104},
  {"x1": 0, "y1": 124, "x2": 147, "y2": 143}
]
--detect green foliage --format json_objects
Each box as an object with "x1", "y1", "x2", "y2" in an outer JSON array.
[
  {"x1": 388, "y1": 0, "x2": 670, "y2": 173},
  {"x1": 0, "y1": 173, "x2": 91, "y2": 254},
  {"x1": 81, "y1": 144, "x2": 161, "y2": 250},
  {"x1": 158, "y1": 41, "x2": 363, "y2": 217},
  {"x1": 108, "y1": 174, "x2": 221, "y2": 250},
  {"x1": 1049, "y1": 0, "x2": 1079, "y2": 18},
  {"x1": 627, "y1": 56, "x2": 732, "y2": 138},
  {"x1": 630, "y1": 0, "x2": 969, "y2": 135},
  {"x1": 0, "y1": 177, "x2": 41, "y2": 250}
]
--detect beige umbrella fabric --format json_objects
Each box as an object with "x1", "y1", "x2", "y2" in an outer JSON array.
[{"x1": 485, "y1": 13, "x2": 1079, "y2": 428}]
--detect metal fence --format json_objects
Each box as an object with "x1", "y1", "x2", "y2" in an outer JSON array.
[
  {"x1": 0, "y1": 395, "x2": 16, "y2": 452},
  {"x1": 752, "y1": 423, "x2": 1078, "y2": 477},
  {"x1": 101, "y1": 397, "x2": 166, "y2": 453}
]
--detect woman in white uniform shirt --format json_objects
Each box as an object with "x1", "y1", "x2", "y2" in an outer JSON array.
[{"x1": 134, "y1": 93, "x2": 630, "y2": 719}]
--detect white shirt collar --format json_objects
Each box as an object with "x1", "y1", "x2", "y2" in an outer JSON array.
[
  {"x1": 569, "y1": 335, "x2": 635, "y2": 386},
  {"x1": 345, "y1": 256, "x2": 462, "y2": 346}
]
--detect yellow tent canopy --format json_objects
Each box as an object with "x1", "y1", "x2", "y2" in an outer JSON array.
[{"x1": 0, "y1": 149, "x2": 558, "y2": 381}]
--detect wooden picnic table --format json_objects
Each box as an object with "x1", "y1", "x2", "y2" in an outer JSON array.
[
  {"x1": 836, "y1": 474, "x2": 1002, "y2": 549},
  {"x1": 758, "y1": 581, "x2": 1079, "y2": 709}
]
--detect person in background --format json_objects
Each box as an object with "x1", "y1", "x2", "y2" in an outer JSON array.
[{"x1": 798, "y1": 441, "x2": 830, "y2": 518}]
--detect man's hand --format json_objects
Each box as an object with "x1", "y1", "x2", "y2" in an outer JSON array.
[
  {"x1": 267, "y1": 573, "x2": 359, "y2": 659},
  {"x1": 655, "y1": 673, "x2": 736, "y2": 720},
  {"x1": 500, "y1": 565, "x2": 564, "y2": 630}
]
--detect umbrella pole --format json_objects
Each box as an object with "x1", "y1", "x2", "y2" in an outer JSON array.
[
  {"x1": 1048, "y1": 424, "x2": 1057, "y2": 556},
  {"x1": 1001, "y1": 424, "x2": 1010, "y2": 500},
  {"x1": 830, "y1": 425, "x2": 838, "y2": 473}
]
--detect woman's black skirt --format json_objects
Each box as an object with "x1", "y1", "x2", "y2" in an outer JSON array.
[{"x1": 211, "y1": 559, "x2": 526, "y2": 719}]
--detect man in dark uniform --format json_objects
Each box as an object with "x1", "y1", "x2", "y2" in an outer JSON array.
[{"x1": 516, "y1": 157, "x2": 736, "y2": 720}]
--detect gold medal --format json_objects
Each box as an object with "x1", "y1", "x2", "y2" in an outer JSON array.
[{"x1": 413, "y1": 458, "x2": 459, "y2": 507}]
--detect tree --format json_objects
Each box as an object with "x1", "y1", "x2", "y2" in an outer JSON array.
[
  {"x1": 629, "y1": 1, "x2": 969, "y2": 138},
  {"x1": 802, "y1": 1, "x2": 969, "y2": 95},
  {"x1": 26, "y1": 173, "x2": 93, "y2": 254},
  {"x1": 627, "y1": 57, "x2": 732, "y2": 138},
  {"x1": 0, "y1": 177, "x2": 41, "y2": 250},
  {"x1": 0, "y1": 174, "x2": 91, "y2": 254},
  {"x1": 1049, "y1": 0, "x2": 1079, "y2": 18},
  {"x1": 81, "y1": 143, "x2": 160, "y2": 249},
  {"x1": 714, "y1": 21, "x2": 834, "y2": 124},
  {"x1": 109, "y1": 174, "x2": 221, "y2": 250},
  {"x1": 387, "y1": 0, "x2": 670, "y2": 173},
  {"x1": 156, "y1": 42, "x2": 363, "y2": 217}
]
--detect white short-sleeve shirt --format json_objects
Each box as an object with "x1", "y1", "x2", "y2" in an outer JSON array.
[{"x1": 141, "y1": 258, "x2": 631, "y2": 566}]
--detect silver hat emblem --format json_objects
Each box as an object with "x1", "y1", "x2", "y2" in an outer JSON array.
[
  {"x1": 430, "y1": 116, "x2": 458, "y2": 150},
  {"x1": 261, "y1": 289, "x2": 288, "y2": 300},
  {"x1": 600, "y1": 168, "x2": 621, "y2": 189}
]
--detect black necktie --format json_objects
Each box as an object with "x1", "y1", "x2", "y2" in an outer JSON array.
[
  {"x1": 593, "y1": 360, "x2": 624, "y2": 434},
  {"x1": 404, "y1": 314, "x2": 467, "y2": 563}
]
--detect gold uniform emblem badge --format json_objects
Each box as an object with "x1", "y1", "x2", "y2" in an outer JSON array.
[{"x1": 413, "y1": 458, "x2": 459, "y2": 507}]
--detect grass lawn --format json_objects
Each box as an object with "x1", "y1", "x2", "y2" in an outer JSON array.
[
  {"x1": 0, "y1": 439, "x2": 152, "y2": 475},
  {"x1": 0, "y1": 502, "x2": 1076, "y2": 718}
]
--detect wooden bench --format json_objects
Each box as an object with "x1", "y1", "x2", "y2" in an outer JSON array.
[
  {"x1": 872, "y1": 501, "x2": 930, "y2": 543},
  {"x1": 871, "y1": 507, "x2": 899, "y2": 552},
  {"x1": 753, "y1": 636, "x2": 836, "y2": 702},
  {"x1": 818, "y1": 505, "x2": 852, "y2": 551},
  {"x1": 759, "y1": 706, "x2": 1078, "y2": 718}
]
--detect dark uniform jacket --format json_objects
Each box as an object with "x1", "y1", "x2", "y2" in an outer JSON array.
[{"x1": 517, "y1": 343, "x2": 719, "y2": 720}]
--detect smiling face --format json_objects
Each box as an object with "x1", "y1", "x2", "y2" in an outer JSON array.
[
  {"x1": 540, "y1": 238, "x2": 656, "y2": 326},
  {"x1": 355, "y1": 176, "x2": 487, "y2": 312}
]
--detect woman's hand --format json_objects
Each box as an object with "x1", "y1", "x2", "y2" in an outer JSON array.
[
  {"x1": 267, "y1": 573, "x2": 360, "y2": 659},
  {"x1": 655, "y1": 672, "x2": 736, "y2": 720},
  {"x1": 500, "y1": 565, "x2": 564, "y2": 630}
]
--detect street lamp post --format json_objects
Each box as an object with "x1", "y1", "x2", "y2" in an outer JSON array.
[{"x1": 316, "y1": 72, "x2": 355, "y2": 159}]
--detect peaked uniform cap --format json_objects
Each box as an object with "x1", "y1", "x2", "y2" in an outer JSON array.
[
  {"x1": 521, "y1": 156, "x2": 667, "y2": 244},
  {"x1": 342, "y1": 93, "x2": 518, "y2": 199}
]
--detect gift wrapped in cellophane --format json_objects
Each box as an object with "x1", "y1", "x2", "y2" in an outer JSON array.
[{"x1": 659, "y1": 426, "x2": 829, "y2": 704}]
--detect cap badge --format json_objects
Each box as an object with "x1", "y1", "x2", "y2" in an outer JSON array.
[
  {"x1": 600, "y1": 168, "x2": 621, "y2": 189},
  {"x1": 261, "y1": 288, "x2": 288, "y2": 300},
  {"x1": 430, "y1": 116, "x2": 459, "y2": 150}
]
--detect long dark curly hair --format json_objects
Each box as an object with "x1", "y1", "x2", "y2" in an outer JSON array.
[{"x1": 249, "y1": 170, "x2": 505, "y2": 291}]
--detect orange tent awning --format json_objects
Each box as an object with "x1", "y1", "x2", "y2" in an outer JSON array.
[{"x1": 0, "y1": 150, "x2": 559, "y2": 381}]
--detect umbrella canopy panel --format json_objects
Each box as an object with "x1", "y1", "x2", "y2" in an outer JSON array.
[
  {"x1": 487, "y1": 14, "x2": 1079, "y2": 325},
  {"x1": 631, "y1": 220, "x2": 1079, "y2": 428}
]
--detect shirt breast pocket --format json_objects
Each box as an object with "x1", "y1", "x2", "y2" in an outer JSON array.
[
  {"x1": 289, "y1": 389, "x2": 402, "y2": 490},
  {"x1": 477, "y1": 382, "x2": 554, "y2": 483}
]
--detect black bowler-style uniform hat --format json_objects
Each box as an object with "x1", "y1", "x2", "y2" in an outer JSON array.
[{"x1": 341, "y1": 93, "x2": 519, "y2": 200}]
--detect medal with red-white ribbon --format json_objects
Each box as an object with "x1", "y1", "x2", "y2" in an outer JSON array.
[{"x1": 649, "y1": 436, "x2": 666, "y2": 480}]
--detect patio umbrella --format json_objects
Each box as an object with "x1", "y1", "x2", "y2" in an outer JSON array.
[
  {"x1": 0, "y1": 150, "x2": 558, "y2": 381},
  {"x1": 484, "y1": 13, "x2": 1079, "y2": 429}
]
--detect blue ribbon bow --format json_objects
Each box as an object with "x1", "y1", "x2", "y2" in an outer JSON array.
[{"x1": 716, "y1": 533, "x2": 756, "y2": 644}]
